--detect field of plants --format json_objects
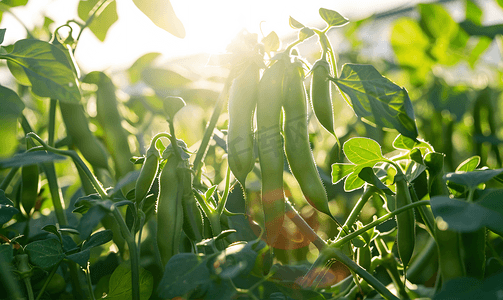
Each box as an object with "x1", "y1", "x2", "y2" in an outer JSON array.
[{"x1": 1, "y1": 0, "x2": 503, "y2": 299}]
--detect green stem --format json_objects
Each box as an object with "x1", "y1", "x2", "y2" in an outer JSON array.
[
  {"x1": 111, "y1": 205, "x2": 140, "y2": 300},
  {"x1": 337, "y1": 186, "x2": 378, "y2": 239},
  {"x1": 84, "y1": 264, "x2": 96, "y2": 300},
  {"x1": 41, "y1": 162, "x2": 68, "y2": 225},
  {"x1": 35, "y1": 263, "x2": 59, "y2": 300},
  {"x1": 168, "y1": 120, "x2": 182, "y2": 162},
  {"x1": 332, "y1": 201, "x2": 431, "y2": 248},
  {"x1": 322, "y1": 247, "x2": 399, "y2": 300},
  {"x1": 192, "y1": 77, "x2": 233, "y2": 185},
  {"x1": 285, "y1": 201, "x2": 326, "y2": 251},
  {"x1": 23, "y1": 277, "x2": 34, "y2": 300},
  {"x1": 216, "y1": 165, "x2": 231, "y2": 216},
  {"x1": 0, "y1": 166, "x2": 19, "y2": 191},
  {"x1": 74, "y1": 0, "x2": 114, "y2": 52},
  {"x1": 149, "y1": 132, "x2": 172, "y2": 149},
  {"x1": 48, "y1": 99, "x2": 57, "y2": 147},
  {"x1": 26, "y1": 133, "x2": 107, "y2": 199}
]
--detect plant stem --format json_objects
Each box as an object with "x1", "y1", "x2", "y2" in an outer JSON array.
[
  {"x1": 48, "y1": 99, "x2": 57, "y2": 147},
  {"x1": 332, "y1": 200, "x2": 431, "y2": 248},
  {"x1": 23, "y1": 277, "x2": 34, "y2": 300},
  {"x1": 216, "y1": 165, "x2": 231, "y2": 216},
  {"x1": 35, "y1": 263, "x2": 59, "y2": 300},
  {"x1": 337, "y1": 186, "x2": 378, "y2": 239},
  {"x1": 322, "y1": 247, "x2": 399, "y2": 300},
  {"x1": 192, "y1": 76, "x2": 233, "y2": 185},
  {"x1": 112, "y1": 205, "x2": 140, "y2": 300},
  {"x1": 0, "y1": 166, "x2": 19, "y2": 191},
  {"x1": 285, "y1": 201, "x2": 326, "y2": 251}
]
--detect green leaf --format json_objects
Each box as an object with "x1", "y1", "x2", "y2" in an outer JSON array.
[
  {"x1": 0, "y1": 243, "x2": 13, "y2": 264},
  {"x1": 157, "y1": 253, "x2": 212, "y2": 298},
  {"x1": 0, "y1": 28, "x2": 5, "y2": 44},
  {"x1": 25, "y1": 239, "x2": 65, "y2": 269},
  {"x1": 42, "y1": 225, "x2": 62, "y2": 243},
  {"x1": 358, "y1": 167, "x2": 393, "y2": 195},
  {"x1": 419, "y1": 4, "x2": 458, "y2": 41},
  {"x1": 141, "y1": 67, "x2": 191, "y2": 91},
  {"x1": 105, "y1": 262, "x2": 153, "y2": 300},
  {"x1": 444, "y1": 168, "x2": 503, "y2": 190},
  {"x1": 331, "y1": 163, "x2": 356, "y2": 184},
  {"x1": 0, "y1": 152, "x2": 66, "y2": 169},
  {"x1": 78, "y1": 0, "x2": 118, "y2": 42},
  {"x1": 66, "y1": 250, "x2": 90, "y2": 267},
  {"x1": 0, "y1": 39, "x2": 81, "y2": 103},
  {"x1": 343, "y1": 137, "x2": 383, "y2": 165},
  {"x1": 163, "y1": 96, "x2": 186, "y2": 122},
  {"x1": 128, "y1": 52, "x2": 161, "y2": 83},
  {"x1": 299, "y1": 27, "x2": 315, "y2": 41},
  {"x1": 132, "y1": 0, "x2": 185, "y2": 38},
  {"x1": 390, "y1": 18, "x2": 433, "y2": 70},
  {"x1": 82, "y1": 230, "x2": 113, "y2": 251},
  {"x1": 456, "y1": 156, "x2": 480, "y2": 172},
  {"x1": 289, "y1": 16, "x2": 304, "y2": 29},
  {"x1": 0, "y1": 190, "x2": 19, "y2": 225},
  {"x1": 333, "y1": 64, "x2": 418, "y2": 140},
  {"x1": 392, "y1": 134, "x2": 431, "y2": 151},
  {"x1": 319, "y1": 8, "x2": 349, "y2": 27},
  {"x1": 344, "y1": 167, "x2": 366, "y2": 192},
  {"x1": 465, "y1": 0, "x2": 482, "y2": 25},
  {"x1": 431, "y1": 191, "x2": 503, "y2": 236},
  {"x1": 262, "y1": 31, "x2": 280, "y2": 53},
  {"x1": 0, "y1": 85, "x2": 24, "y2": 158}
]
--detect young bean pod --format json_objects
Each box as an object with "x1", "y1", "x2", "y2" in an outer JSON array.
[
  {"x1": 135, "y1": 144, "x2": 159, "y2": 204},
  {"x1": 394, "y1": 173, "x2": 416, "y2": 268},
  {"x1": 157, "y1": 155, "x2": 184, "y2": 266},
  {"x1": 283, "y1": 61, "x2": 335, "y2": 222},
  {"x1": 227, "y1": 60, "x2": 260, "y2": 186},
  {"x1": 310, "y1": 58, "x2": 336, "y2": 136},
  {"x1": 257, "y1": 58, "x2": 287, "y2": 245}
]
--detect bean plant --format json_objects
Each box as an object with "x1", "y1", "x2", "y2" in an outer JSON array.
[{"x1": 0, "y1": 1, "x2": 502, "y2": 300}]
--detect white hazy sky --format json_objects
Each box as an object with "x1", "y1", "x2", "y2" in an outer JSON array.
[{"x1": 0, "y1": 0, "x2": 477, "y2": 72}]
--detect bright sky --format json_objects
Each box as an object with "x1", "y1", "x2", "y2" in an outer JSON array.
[{"x1": 0, "y1": 0, "x2": 431, "y2": 72}]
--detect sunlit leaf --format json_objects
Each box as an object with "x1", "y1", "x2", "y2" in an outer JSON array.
[
  {"x1": 456, "y1": 156, "x2": 480, "y2": 172},
  {"x1": 132, "y1": 0, "x2": 185, "y2": 38},
  {"x1": 0, "y1": 39, "x2": 81, "y2": 103},
  {"x1": 289, "y1": 16, "x2": 304, "y2": 29},
  {"x1": 358, "y1": 167, "x2": 393, "y2": 195},
  {"x1": 262, "y1": 31, "x2": 280, "y2": 53},
  {"x1": 343, "y1": 137, "x2": 384, "y2": 165},
  {"x1": 331, "y1": 163, "x2": 355, "y2": 184},
  {"x1": 465, "y1": 0, "x2": 482, "y2": 25},
  {"x1": 0, "y1": 28, "x2": 5, "y2": 44},
  {"x1": 319, "y1": 8, "x2": 349, "y2": 27},
  {"x1": 105, "y1": 262, "x2": 153, "y2": 300},
  {"x1": 0, "y1": 85, "x2": 24, "y2": 158},
  {"x1": 333, "y1": 64, "x2": 418, "y2": 140},
  {"x1": 391, "y1": 18, "x2": 433, "y2": 69},
  {"x1": 128, "y1": 52, "x2": 161, "y2": 83},
  {"x1": 78, "y1": 0, "x2": 118, "y2": 42},
  {"x1": 444, "y1": 168, "x2": 503, "y2": 190},
  {"x1": 299, "y1": 27, "x2": 315, "y2": 41}
]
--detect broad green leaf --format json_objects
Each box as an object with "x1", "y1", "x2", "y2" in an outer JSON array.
[
  {"x1": 77, "y1": 205, "x2": 108, "y2": 239},
  {"x1": 431, "y1": 192, "x2": 503, "y2": 236},
  {"x1": 344, "y1": 167, "x2": 366, "y2": 192},
  {"x1": 132, "y1": 0, "x2": 185, "y2": 38},
  {"x1": 0, "y1": 85, "x2": 24, "y2": 158},
  {"x1": 0, "y1": 152, "x2": 66, "y2": 169},
  {"x1": 358, "y1": 167, "x2": 393, "y2": 195},
  {"x1": 78, "y1": 0, "x2": 118, "y2": 42},
  {"x1": 391, "y1": 18, "x2": 433, "y2": 69},
  {"x1": 25, "y1": 239, "x2": 65, "y2": 269},
  {"x1": 66, "y1": 250, "x2": 90, "y2": 267},
  {"x1": 262, "y1": 31, "x2": 280, "y2": 53},
  {"x1": 405, "y1": 160, "x2": 427, "y2": 183},
  {"x1": 299, "y1": 27, "x2": 315, "y2": 41},
  {"x1": 331, "y1": 163, "x2": 355, "y2": 184},
  {"x1": 0, "y1": 28, "x2": 5, "y2": 44},
  {"x1": 163, "y1": 96, "x2": 186, "y2": 122},
  {"x1": 418, "y1": 4, "x2": 458, "y2": 41},
  {"x1": 343, "y1": 137, "x2": 383, "y2": 165},
  {"x1": 468, "y1": 37, "x2": 492, "y2": 68},
  {"x1": 465, "y1": 0, "x2": 482, "y2": 25},
  {"x1": 444, "y1": 168, "x2": 503, "y2": 190},
  {"x1": 141, "y1": 67, "x2": 191, "y2": 91},
  {"x1": 392, "y1": 134, "x2": 431, "y2": 151},
  {"x1": 1, "y1": 0, "x2": 28, "y2": 7},
  {"x1": 0, "y1": 190, "x2": 19, "y2": 225},
  {"x1": 456, "y1": 156, "x2": 480, "y2": 172},
  {"x1": 0, "y1": 39, "x2": 81, "y2": 103},
  {"x1": 289, "y1": 16, "x2": 304, "y2": 29},
  {"x1": 333, "y1": 64, "x2": 418, "y2": 140},
  {"x1": 157, "y1": 253, "x2": 212, "y2": 298},
  {"x1": 319, "y1": 8, "x2": 349, "y2": 27},
  {"x1": 82, "y1": 230, "x2": 113, "y2": 251},
  {"x1": 105, "y1": 262, "x2": 153, "y2": 300},
  {"x1": 128, "y1": 52, "x2": 161, "y2": 83}
]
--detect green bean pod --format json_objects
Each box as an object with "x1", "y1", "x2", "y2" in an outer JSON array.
[
  {"x1": 157, "y1": 156, "x2": 184, "y2": 266},
  {"x1": 21, "y1": 163, "x2": 39, "y2": 216},
  {"x1": 135, "y1": 144, "x2": 159, "y2": 204},
  {"x1": 59, "y1": 102, "x2": 110, "y2": 170},
  {"x1": 283, "y1": 61, "x2": 334, "y2": 221},
  {"x1": 283, "y1": 62, "x2": 334, "y2": 223},
  {"x1": 227, "y1": 61, "x2": 260, "y2": 186},
  {"x1": 394, "y1": 173, "x2": 416, "y2": 268},
  {"x1": 310, "y1": 59, "x2": 336, "y2": 136},
  {"x1": 84, "y1": 71, "x2": 134, "y2": 180},
  {"x1": 257, "y1": 58, "x2": 287, "y2": 245},
  {"x1": 180, "y1": 161, "x2": 203, "y2": 242}
]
